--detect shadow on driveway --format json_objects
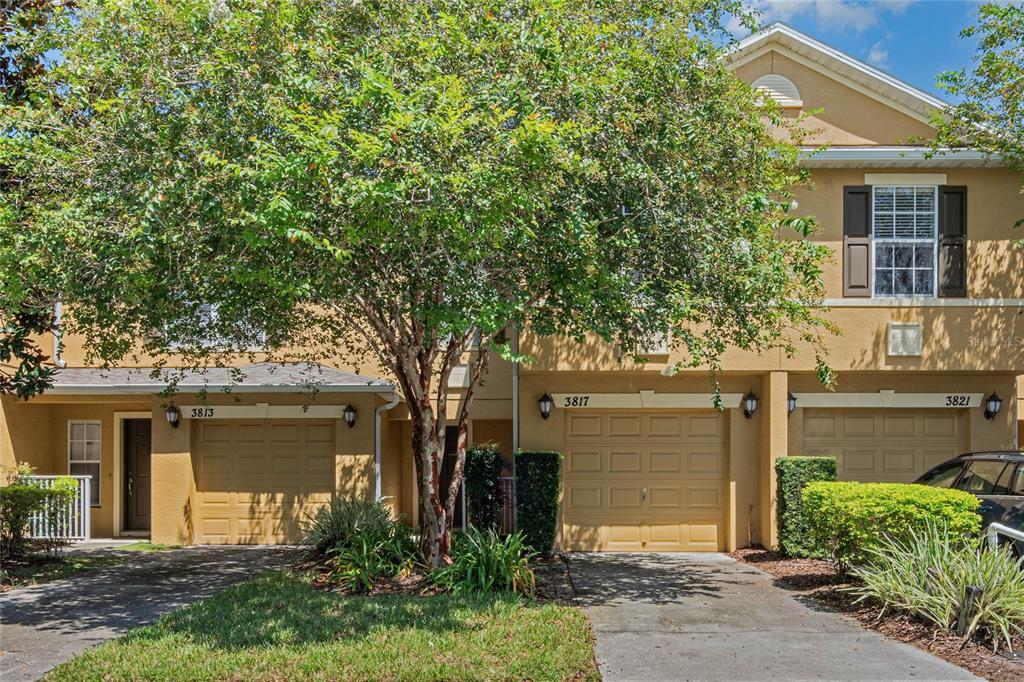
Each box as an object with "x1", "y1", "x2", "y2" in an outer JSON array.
[
  {"x1": 0, "y1": 546, "x2": 298, "y2": 681},
  {"x1": 567, "y1": 551, "x2": 978, "y2": 682}
]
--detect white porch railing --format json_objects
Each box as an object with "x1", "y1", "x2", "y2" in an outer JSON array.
[
  {"x1": 24, "y1": 475, "x2": 92, "y2": 541},
  {"x1": 987, "y1": 522, "x2": 1024, "y2": 552}
]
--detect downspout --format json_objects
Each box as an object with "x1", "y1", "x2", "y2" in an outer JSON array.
[
  {"x1": 511, "y1": 326, "x2": 520, "y2": 453},
  {"x1": 511, "y1": 327, "x2": 520, "y2": 531},
  {"x1": 53, "y1": 300, "x2": 67, "y2": 368},
  {"x1": 374, "y1": 391, "x2": 401, "y2": 501}
]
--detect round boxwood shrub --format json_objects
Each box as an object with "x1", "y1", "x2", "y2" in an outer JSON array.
[
  {"x1": 515, "y1": 451, "x2": 562, "y2": 557},
  {"x1": 776, "y1": 456, "x2": 837, "y2": 558},
  {"x1": 464, "y1": 444, "x2": 504, "y2": 532}
]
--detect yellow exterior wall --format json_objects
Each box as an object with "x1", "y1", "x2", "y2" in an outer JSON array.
[
  {"x1": 1, "y1": 396, "x2": 55, "y2": 473},
  {"x1": 733, "y1": 50, "x2": 935, "y2": 146}
]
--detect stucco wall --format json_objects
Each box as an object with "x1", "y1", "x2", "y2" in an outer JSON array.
[{"x1": 733, "y1": 49, "x2": 935, "y2": 146}]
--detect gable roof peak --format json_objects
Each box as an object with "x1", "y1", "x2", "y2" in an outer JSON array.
[{"x1": 727, "y1": 22, "x2": 949, "y2": 123}]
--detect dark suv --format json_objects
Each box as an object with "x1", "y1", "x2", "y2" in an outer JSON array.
[{"x1": 915, "y1": 451, "x2": 1024, "y2": 556}]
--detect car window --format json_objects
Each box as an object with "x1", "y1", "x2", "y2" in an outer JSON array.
[
  {"x1": 917, "y1": 462, "x2": 964, "y2": 488},
  {"x1": 1009, "y1": 466, "x2": 1024, "y2": 495},
  {"x1": 954, "y1": 461, "x2": 1009, "y2": 495}
]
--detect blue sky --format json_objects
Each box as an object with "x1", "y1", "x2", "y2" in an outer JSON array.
[{"x1": 732, "y1": 1, "x2": 991, "y2": 102}]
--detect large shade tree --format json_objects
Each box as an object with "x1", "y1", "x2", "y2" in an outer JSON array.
[
  {"x1": 1, "y1": 0, "x2": 832, "y2": 565},
  {"x1": 934, "y1": 1, "x2": 1023, "y2": 239}
]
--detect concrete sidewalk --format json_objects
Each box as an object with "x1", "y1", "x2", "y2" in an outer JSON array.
[
  {"x1": 0, "y1": 546, "x2": 297, "y2": 681},
  {"x1": 570, "y1": 552, "x2": 978, "y2": 682}
]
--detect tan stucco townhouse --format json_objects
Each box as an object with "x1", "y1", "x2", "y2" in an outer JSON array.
[{"x1": 2, "y1": 24, "x2": 1022, "y2": 551}]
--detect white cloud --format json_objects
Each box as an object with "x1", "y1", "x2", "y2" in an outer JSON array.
[
  {"x1": 866, "y1": 40, "x2": 889, "y2": 67},
  {"x1": 744, "y1": 0, "x2": 919, "y2": 34}
]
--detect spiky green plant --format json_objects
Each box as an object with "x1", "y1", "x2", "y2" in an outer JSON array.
[
  {"x1": 433, "y1": 527, "x2": 536, "y2": 596},
  {"x1": 850, "y1": 520, "x2": 1024, "y2": 651}
]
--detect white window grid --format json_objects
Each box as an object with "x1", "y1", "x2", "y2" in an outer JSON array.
[
  {"x1": 871, "y1": 186, "x2": 938, "y2": 298},
  {"x1": 68, "y1": 420, "x2": 101, "y2": 507}
]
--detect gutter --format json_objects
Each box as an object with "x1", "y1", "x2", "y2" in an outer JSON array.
[
  {"x1": 374, "y1": 391, "x2": 401, "y2": 501},
  {"x1": 44, "y1": 383, "x2": 393, "y2": 395}
]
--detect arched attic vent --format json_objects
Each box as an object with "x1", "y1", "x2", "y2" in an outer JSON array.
[{"x1": 751, "y1": 74, "x2": 802, "y2": 108}]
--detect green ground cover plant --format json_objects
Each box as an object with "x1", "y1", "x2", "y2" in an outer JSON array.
[{"x1": 850, "y1": 521, "x2": 1024, "y2": 652}]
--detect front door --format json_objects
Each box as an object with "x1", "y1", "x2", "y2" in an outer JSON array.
[{"x1": 124, "y1": 419, "x2": 152, "y2": 531}]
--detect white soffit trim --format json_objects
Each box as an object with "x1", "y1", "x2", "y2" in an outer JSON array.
[
  {"x1": 822, "y1": 297, "x2": 1024, "y2": 308},
  {"x1": 552, "y1": 391, "x2": 743, "y2": 410},
  {"x1": 865, "y1": 173, "x2": 947, "y2": 185},
  {"x1": 796, "y1": 391, "x2": 984, "y2": 409},
  {"x1": 802, "y1": 147, "x2": 1002, "y2": 168},
  {"x1": 727, "y1": 23, "x2": 948, "y2": 123}
]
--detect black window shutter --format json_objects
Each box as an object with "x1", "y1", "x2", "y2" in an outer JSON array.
[
  {"x1": 938, "y1": 186, "x2": 967, "y2": 298},
  {"x1": 843, "y1": 185, "x2": 872, "y2": 297}
]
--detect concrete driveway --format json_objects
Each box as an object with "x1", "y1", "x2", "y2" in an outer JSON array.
[
  {"x1": 570, "y1": 552, "x2": 978, "y2": 682},
  {"x1": 0, "y1": 545, "x2": 297, "y2": 682}
]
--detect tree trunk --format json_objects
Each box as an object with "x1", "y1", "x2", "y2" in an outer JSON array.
[{"x1": 406, "y1": 389, "x2": 455, "y2": 568}]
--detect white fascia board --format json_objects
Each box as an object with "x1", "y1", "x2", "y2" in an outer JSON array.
[
  {"x1": 46, "y1": 383, "x2": 395, "y2": 395},
  {"x1": 551, "y1": 391, "x2": 743, "y2": 410},
  {"x1": 796, "y1": 391, "x2": 984, "y2": 409},
  {"x1": 801, "y1": 147, "x2": 1002, "y2": 167}
]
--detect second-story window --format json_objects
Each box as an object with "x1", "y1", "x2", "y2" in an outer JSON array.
[{"x1": 872, "y1": 186, "x2": 937, "y2": 297}]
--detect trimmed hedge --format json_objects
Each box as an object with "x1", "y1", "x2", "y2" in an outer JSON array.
[
  {"x1": 464, "y1": 444, "x2": 504, "y2": 532},
  {"x1": 776, "y1": 456, "x2": 837, "y2": 558},
  {"x1": 802, "y1": 481, "x2": 981, "y2": 570},
  {"x1": 515, "y1": 451, "x2": 562, "y2": 557}
]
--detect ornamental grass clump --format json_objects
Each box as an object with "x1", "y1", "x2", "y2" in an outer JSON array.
[
  {"x1": 302, "y1": 497, "x2": 400, "y2": 555},
  {"x1": 433, "y1": 527, "x2": 536, "y2": 596},
  {"x1": 850, "y1": 521, "x2": 1024, "y2": 652}
]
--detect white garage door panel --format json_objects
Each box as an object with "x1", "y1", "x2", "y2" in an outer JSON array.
[
  {"x1": 803, "y1": 409, "x2": 963, "y2": 483},
  {"x1": 194, "y1": 420, "x2": 336, "y2": 544},
  {"x1": 562, "y1": 411, "x2": 726, "y2": 552}
]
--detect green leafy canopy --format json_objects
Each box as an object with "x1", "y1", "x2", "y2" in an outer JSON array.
[{"x1": 2, "y1": 0, "x2": 832, "y2": 376}]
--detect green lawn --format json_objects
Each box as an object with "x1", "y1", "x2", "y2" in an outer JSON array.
[
  {"x1": 2, "y1": 554, "x2": 124, "y2": 588},
  {"x1": 47, "y1": 570, "x2": 598, "y2": 681}
]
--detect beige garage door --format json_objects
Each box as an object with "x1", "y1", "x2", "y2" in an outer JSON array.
[
  {"x1": 193, "y1": 420, "x2": 336, "y2": 543},
  {"x1": 562, "y1": 411, "x2": 726, "y2": 552},
  {"x1": 803, "y1": 409, "x2": 964, "y2": 483}
]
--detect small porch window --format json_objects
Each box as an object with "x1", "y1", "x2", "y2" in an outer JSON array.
[{"x1": 68, "y1": 420, "x2": 101, "y2": 506}]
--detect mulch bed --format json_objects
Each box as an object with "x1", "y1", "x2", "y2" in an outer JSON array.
[
  {"x1": 731, "y1": 547, "x2": 1024, "y2": 682},
  {"x1": 295, "y1": 552, "x2": 577, "y2": 601}
]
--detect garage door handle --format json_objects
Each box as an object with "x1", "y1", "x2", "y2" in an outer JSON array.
[{"x1": 642, "y1": 487, "x2": 647, "y2": 501}]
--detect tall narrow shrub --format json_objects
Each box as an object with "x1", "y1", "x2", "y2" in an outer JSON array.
[
  {"x1": 776, "y1": 456, "x2": 837, "y2": 557},
  {"x1": 515, "y1": 451, "x2": 562, "y2": 557},
  {"x1": 464, "y1": 444, "x2": 504, "y2": 532}
]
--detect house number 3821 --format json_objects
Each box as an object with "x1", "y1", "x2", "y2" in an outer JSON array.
[
  {"x1": 563, "y1": 395, "x2": 590, "y2": 407},
  {"x1": 944, "y1": 395, "x2": 970, "y2": 407}
]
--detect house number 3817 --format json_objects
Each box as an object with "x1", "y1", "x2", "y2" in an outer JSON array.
[{"x1": 563, "y1": 395, "x2": 590, "y2": 407}]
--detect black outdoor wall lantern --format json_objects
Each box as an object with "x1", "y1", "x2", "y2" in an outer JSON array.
[
  {"x1": 343, "y1": 404, "x2": 357, "y2": 428},
  {"x1": 165, "y1": 404, "x2": 180, "y2": 429},
  {"x1": 743, "y1": 392, "x2": 759, "y2": 419},
  {"x1": 539, "y1": 393, "x2": 554, "y2": 420},
  {"x1": 984, "y1": 393, "x2": 1002, "y2": 420}
]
